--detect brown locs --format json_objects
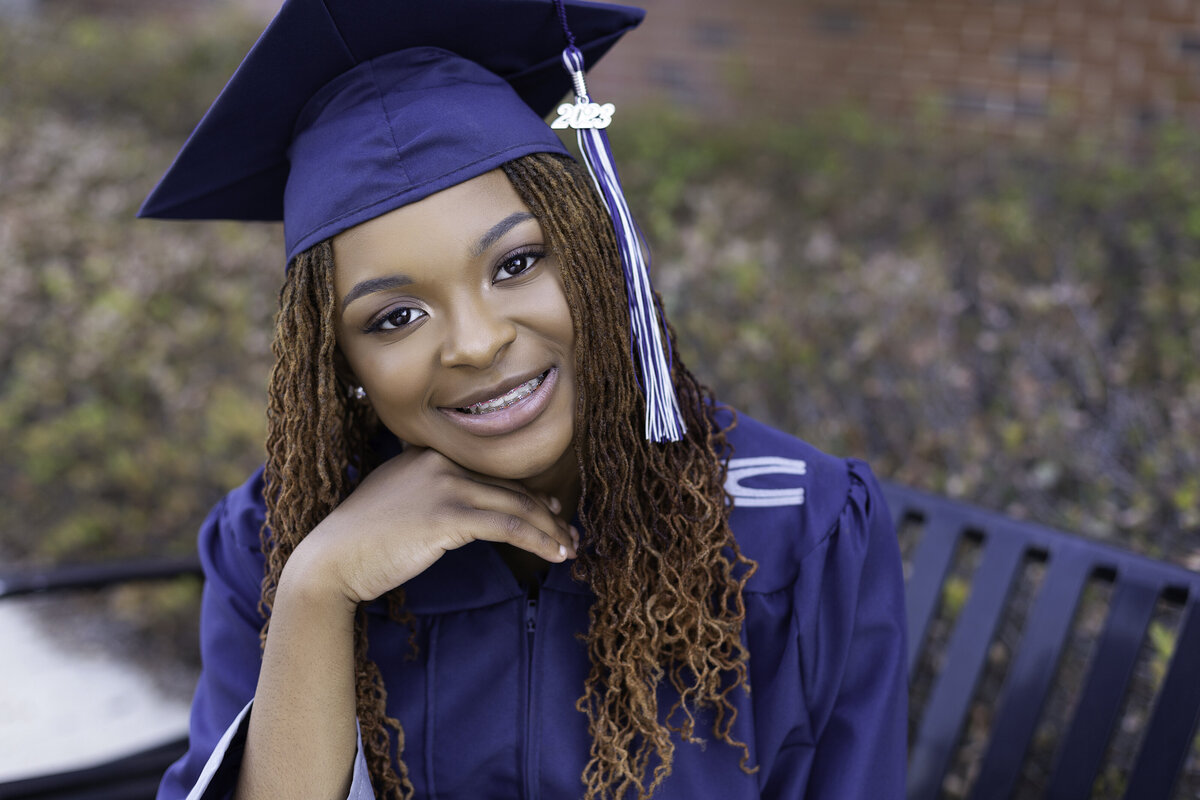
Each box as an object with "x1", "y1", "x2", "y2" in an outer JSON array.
[{"x1": 260, "y1": 152, "x2": 757, "y2": 800}]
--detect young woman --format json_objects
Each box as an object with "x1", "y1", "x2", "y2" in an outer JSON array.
[{"x1": 145, "y1": 1, "x2": 907, "y2": 799}]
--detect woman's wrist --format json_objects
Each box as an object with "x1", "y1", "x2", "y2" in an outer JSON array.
[{"x1": 277, "y1": 533, "x2": 362, "y2": 620}]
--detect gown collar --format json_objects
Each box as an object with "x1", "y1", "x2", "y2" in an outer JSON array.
[{"x1": 371, "y1": 531, "x2": 593, "y2": 616}]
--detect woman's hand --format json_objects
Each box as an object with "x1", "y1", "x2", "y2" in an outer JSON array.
[
  {"x1": 237, "y1": 447, "x2": 574, "y2": 798},
  {"x1": 285, "y1": 446, "x2": 577, "y2": 609}
]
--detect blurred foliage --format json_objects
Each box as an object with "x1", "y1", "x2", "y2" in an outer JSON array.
[
  {"x1": 1, "y1": 2, "x2": 1198, "y2": 714},
  {"x1": 0, "y1": 5, "x2": 262, "y2": 137},
  {"x1": 0, "y1": 8, "x2": 278, "y2": 572},
  {"x1": 617, "y1": 107, "x2": 1200, "y2": 570}
]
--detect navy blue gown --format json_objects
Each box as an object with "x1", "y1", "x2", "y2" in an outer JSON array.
[{"x1": 157, "y1": 412, "x2": 907, "y2": 799}]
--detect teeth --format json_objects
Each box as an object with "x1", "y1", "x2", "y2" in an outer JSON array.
[{"x1": 461, "y1": 372, "x2": 546, "y2": 414}]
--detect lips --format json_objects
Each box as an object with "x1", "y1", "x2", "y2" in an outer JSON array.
[
  {"x1": 438, "y1": 367, "x2": 559, "y2": 437},
  {"x1": 458, "y1": 370, "x2": 548, "y2": 414}
]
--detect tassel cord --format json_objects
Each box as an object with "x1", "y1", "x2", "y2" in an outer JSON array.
[{"x1": 556, "y1": 35, "x2": 686, "y2": 442}]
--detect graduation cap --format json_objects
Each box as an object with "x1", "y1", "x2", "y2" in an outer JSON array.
[{"x1": 140, "y1": 0, "x2": 685, "y2": 442}]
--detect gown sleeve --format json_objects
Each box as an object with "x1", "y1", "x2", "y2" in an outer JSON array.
[
  {"x1": 155, "y1": 470, "x2": 375, "y2": 800},
  {"x1": 763, "y1": 459, "x2": 908, "y2": 799}
]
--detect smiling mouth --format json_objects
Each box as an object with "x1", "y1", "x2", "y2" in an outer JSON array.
[{"x1": 458, "y1": 370, "x2": 550, "y2": 415}]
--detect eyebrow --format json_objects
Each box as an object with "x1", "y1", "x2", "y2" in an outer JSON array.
[
  {"x1": 339, "y1": 212, "x2": 536, "y2": 313},
  {"x1": 470, "y1": 211, "x2": 536, "y2": 257},
  {"x1": 341, "y1": 274, "x2": 414, "y2": 312}
]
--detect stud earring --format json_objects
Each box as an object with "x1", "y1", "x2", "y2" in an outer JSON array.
[{"x1": 353, "y1": 386, "x2": 367, "y2": 400}]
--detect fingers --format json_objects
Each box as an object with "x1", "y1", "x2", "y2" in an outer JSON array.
[
  {"x1": 467, "y1": 510, "x2": 570, "y2": 563},
  {"x1": 540, "y1": 494, "x2": 581, "y2": 550},
  {"x1": 455, "y1": 481, "x2": 577, "y2": 562},
  {"x1": 363, "y1": 447, "x2": 580, "y2": 564}
]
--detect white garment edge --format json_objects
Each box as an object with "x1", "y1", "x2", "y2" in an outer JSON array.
[
  {"x1": 183, "y1": 700, "x2": 374, "y2": 800},
  {"x1": 724, "y1": 457, "x2": 808, "y2": 507}
]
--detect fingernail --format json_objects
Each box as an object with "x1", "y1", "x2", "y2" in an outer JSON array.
[
  {"x1": 548, "y1": 496, "x2": 562, "y2": 514},
  {"x1": 558, "y1": 544, "x2": 567, "y2": 560},
  {"x1": 570, "y1": 525, "x2": 580, "y2": 548}
]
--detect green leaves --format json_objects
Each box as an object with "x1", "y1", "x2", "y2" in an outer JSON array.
[
  {"x1": 613, "y1": 109, "x2": 1200, "y2": 568},
  {"x1": 2, "y1": 8, "x2": 1197, "y2": 582},
  {"x1": 0, "y1": 15, "x2": 280, "y2": 565}
]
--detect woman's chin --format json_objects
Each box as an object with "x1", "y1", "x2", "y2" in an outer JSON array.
[{"x1": 460, "y1": 438, "x2": 576, "y2": 485}]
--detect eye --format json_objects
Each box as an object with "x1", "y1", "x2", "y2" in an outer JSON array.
[
  {"x1": 494, "y1": 249, "x2": 544, "y2": 282},
  {"x1": 366, "y1": 305, "x2": 427, "y2": 333}
]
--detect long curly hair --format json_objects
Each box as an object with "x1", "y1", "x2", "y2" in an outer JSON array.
[{"x1": 259, "y1": 152, "x2": 757, "y2": 799}]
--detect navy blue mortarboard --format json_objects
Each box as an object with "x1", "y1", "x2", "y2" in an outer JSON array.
[
  {"x1": 138, "y1": 0, "x2": 643, "y2": 261},
  {"x1": 141, "y1": 0, "x2": 687, "y2": 442}
]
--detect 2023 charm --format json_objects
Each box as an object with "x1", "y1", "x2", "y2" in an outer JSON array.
[{"x1": 551, "y1": 101, "x2": 616, "y2": 129}]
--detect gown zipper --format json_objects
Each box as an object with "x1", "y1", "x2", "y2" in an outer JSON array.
[
  {"x1": 523, "y1": 583, "x2": 540, "y2": 799},
  {"x1": 526, "y1": 594, "x2": 538, "y2": 651}
]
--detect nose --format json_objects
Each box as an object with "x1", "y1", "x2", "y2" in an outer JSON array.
[{"x1": 439, "y1": 297, "x2": 517, "y2": 369}]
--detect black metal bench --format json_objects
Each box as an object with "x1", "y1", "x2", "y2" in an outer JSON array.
[
  {"x1": 1, "y1": 486, "x2": 1198, "y2": 799},
  {"x1": 883, "y1": 482, "x2": 1200, "y2": 800},
  {"x1": 0, "y1": 558, "x2": 201, "y2": 800}
]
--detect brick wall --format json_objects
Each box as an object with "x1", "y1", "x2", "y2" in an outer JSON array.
[{"x1": 587, "y1": 0, "x2": 1200, "y2": 138}]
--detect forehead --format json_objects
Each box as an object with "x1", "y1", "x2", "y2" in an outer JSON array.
[{"x1": 331, "y1": 169, "x2": 536, "y2": 284}]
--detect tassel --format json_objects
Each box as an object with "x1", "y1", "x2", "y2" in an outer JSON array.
[{"x1": 554, "y1": 44, "x2": 685, "y2": 443}]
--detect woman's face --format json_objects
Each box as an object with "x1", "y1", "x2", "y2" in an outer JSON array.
[{"x1": 333, "y1": 169, "x2": 578, "y2": 495}]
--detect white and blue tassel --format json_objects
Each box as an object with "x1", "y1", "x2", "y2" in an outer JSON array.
[{"x1": 554, "y1": 44, "x2": 685, "y2": 443}]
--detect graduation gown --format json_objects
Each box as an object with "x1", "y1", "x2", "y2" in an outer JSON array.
[{"x1": 156, "y1": 413, "x2": 907, "y2": 799}]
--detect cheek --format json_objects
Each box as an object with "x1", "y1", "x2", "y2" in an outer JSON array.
[
  {"x1": 368, "y1": 373, "x2": 436, "y2": 447},
  {"x1": 534, "y1": 273, "x2": 576, "y2": 354},
  {"x1": 341, "y1": 339, "x2": 433, "y2": 422}
]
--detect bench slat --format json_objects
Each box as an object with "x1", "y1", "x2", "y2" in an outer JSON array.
[
  {"x1": 0, "y1": 735, "x2": 187, "y2": 799},
  {"x1": 969, "y1": 548, "x2": 1092, "y2": 800},
  {"x1": 1047, "y1": 573, "x2": 1160, "y2": 798},
  {"x1": 907, "y1": 531, "x2": 1025, "y2": 800},
  {"x1": 1124, "y1": 594, "x2": 1200, "y2": 800},
  {"x1": 904, "y1": 514, "x2": 961, "y2": 677}
]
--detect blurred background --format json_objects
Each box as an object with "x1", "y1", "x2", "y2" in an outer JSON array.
[{"x1": 0, "y1": 0, "x2": 1198, "y2": 794}]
